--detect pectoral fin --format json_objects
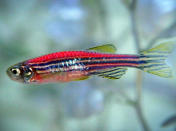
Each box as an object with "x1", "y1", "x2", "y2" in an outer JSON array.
[{"x1": 74, "y1": 76, "x2": 90, "y2": 81}]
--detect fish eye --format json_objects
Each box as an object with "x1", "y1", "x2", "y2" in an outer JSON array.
[{"x1": 11, "y1": 68, "x2": 21, "y2": 76}]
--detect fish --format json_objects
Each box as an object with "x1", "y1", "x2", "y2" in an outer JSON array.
[{"x1": 6, "y1": 39, "x2": 175, "y2": 84}]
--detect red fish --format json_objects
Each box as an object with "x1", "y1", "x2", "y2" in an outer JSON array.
[{"x1": 6, "y1": 41, "x2": 174, "y2": 84}]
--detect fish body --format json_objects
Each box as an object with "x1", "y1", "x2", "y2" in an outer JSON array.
[
  {"x1": 21, "y1": 52, "x2": 139, "y2": 83},
  {"x1": 7, "y1": 41, "x2": 174, "y2": 84}
]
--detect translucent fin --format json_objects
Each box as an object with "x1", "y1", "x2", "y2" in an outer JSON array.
[
  {"x1": 139, "y1": 39, "x2": 175, "y2": 78},
  {"x1": 141, "y1": 39, "x2": 175, "y2": 55},
  {"x1": 94, "y1": 67, "x2": 127, "y2": 79},
  {"x1": 87, "y1": 44, "x2": 117, "y2": 53},
  {"x1": 74, "y1": 76, "x2": 89, "y2": 81}
]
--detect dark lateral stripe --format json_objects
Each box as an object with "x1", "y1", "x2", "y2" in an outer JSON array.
[
  {"x1": 36, "y1": 63, "x2": 137, "y2": 74},
  {"x1": 29, "y1": 56, "x2": 139, "y2": 66},
  {"x1": 29, "y1": 55, "x2": 164, "y2": 66},
  {"x1": 88, "y1": 64, "x2": 136, "y2": 71},
  {"x1": 82, "y1": 60, "x2": 146, "y2": 65},
  {"x1": 36, "y1": 59, "x2": 158, "y2": 70},
  {"x1": 141, "y1": 63, "x2": 165, "y2": 69},
  {"x1": 34, "y1": 56, "x2": 166, "y2": 73},
  {"x1": 31, "y1": 56, "x2": 164, "y2": 70},
  {"x1": 30, "y1": 58, "x2": 75, "y2": 66},
  {"x1": 34, "y1": 60, "x2": 143, "y2": 71},
  {"x1": 140, "y1": 55, "x2": 165, "y2": 58}
]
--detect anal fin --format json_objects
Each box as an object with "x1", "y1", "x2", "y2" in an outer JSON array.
[{"x1": 94, "y1": 67, "x2": 127, "y2": 79}]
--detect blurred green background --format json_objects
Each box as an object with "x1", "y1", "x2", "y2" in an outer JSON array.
[{"x1": 0, "y1": 0, "x2": 176, "y2": 131}]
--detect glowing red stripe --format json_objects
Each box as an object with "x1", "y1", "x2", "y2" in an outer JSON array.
[{"x1": 27, "y1": 51, "x2": 137, "y2": 64}]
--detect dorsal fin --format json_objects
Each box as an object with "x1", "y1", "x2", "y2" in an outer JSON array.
[
  {"x1": 87, "y1": 44, "x2": 117, "y2": 53},
  {"x1": 93, "y1": 67, "x2": 127, "y2": 79}
]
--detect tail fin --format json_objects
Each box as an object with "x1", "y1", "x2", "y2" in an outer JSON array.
[{"x1": 139, "y1": 39, "x2": 175, "y2": 78}]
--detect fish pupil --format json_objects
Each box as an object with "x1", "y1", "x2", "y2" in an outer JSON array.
[{"x1": 12, "y1": 69, "x2": 17, "y2": 74}]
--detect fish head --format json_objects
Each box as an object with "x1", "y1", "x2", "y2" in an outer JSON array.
[{"x1": 6, "y1": 62, "x2": 34, "y2": 83}]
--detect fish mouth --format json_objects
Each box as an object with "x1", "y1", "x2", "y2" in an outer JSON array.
[{"x1": 6, "y1": 67, "x2": 13, "y2": 78}]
